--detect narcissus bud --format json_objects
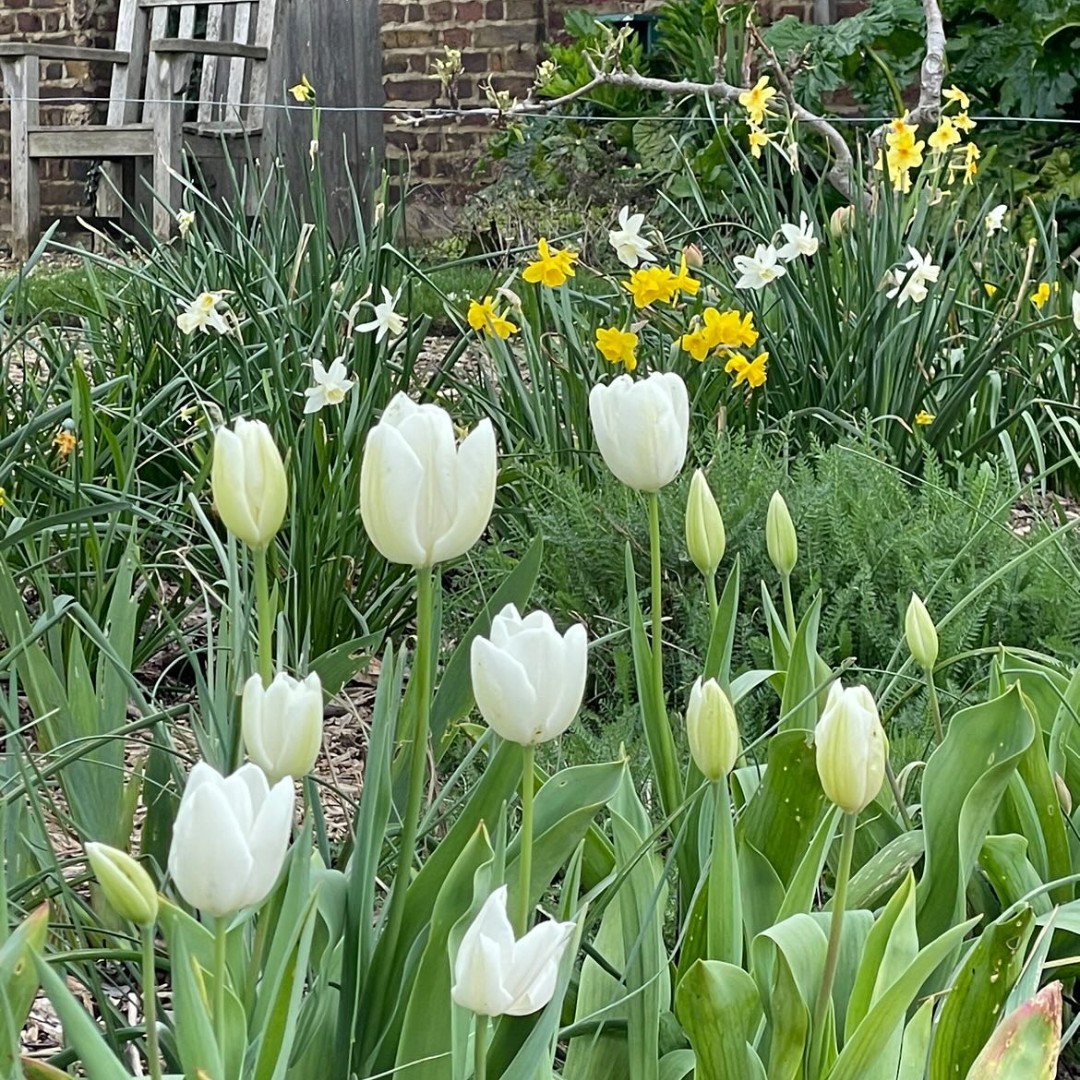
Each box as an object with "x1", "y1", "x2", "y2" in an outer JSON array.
[
  {"x1": 85, "y1": 843, "x2": 159, "y2": 926},
  {"x1": 686, "y1": 678, "x2": 739, "y2": 781},
  {"x1": 766, "y1": 491, "x2": 798, "y2": 576},
  {"x1": 682, "y1": 243, "x2": 704, "y2": 270},
  {"x1": 685, "y1": 469, "x2": 725, "y2": 578},
  {"x1": 830, "y1": 204, "x2": 854, "y2": 238},
  {"x1": 904, "y1": 593, "x2": 938, "y2": 670}
]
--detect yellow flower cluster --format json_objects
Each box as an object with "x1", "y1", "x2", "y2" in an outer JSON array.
[
  {"x1": 522, "y1": 238, "x2": 578, "y2": 288},
  {"x1": 468, "y1": 296, "x2": 519, "y2": 339},
  {"x1": 680, "y1": 307, "x2": 758, "y2": 362},
  {"x1": 725, "y1": 351, "x2": 769, "y2": 389},
  {"x1": 738, "y1": 76, "x2": 777, "y2": 160},
  {"x1": 875, "y1": 118, "x2": 925, "y2": 193},
  {"x1": 595, "y1": 326, "x2": 639, "y2": 371},
  {"x1": 623, "y1": 255, "x2": 700, "y2": 310}
]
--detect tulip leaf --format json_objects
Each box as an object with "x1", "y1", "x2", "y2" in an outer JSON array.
[
  {"x1": 928, "y1": 904, "x2": 1034, "y2": 1080},
  {"x1": 703, "y1": 555, "x2": 740, "y2": 690},
  {"x1": 395, "y1": 824, "x2": 495, "y2": 1080},
  {"x1": 846, "y1": 830, "x2": 924, "y2": 911},
  {"x1": 777, "y1": 805, "x2": 840, "y2": 921},
  {"x1": 896, "y1": 997, "x2": 934, "y2": 1080},
  {"x1": 778, "y1": 593, "x2": 824, "y2": 732},
  {"x1": 310, "y1": 631, "x2": 383, "y2": 697},
  {"x1": 979, "y1": 834, "x2": 1051, "y2": 914},
  {"x1": 915, "y1": 685, "x2": 1035, "y2": 949},
  {"x1": 738, "y1": 840, "x2": 785, "y2": 942},
  {"x1": 0, "y1": 905, "x2": 48, "y2": 1079},
  {"x1": 674, "y1": 960, "x2": 765, "y2": 1080},
  {"x1": 506, "y1": 759, "x2": 626, "y2": 920},
  {"x1": 19, "y1": 1059, "x2": 71, "y2": 1080},
  {"x1": 658, "y1": 1049, "x2": 697, "y2": 1080},
  {"x1": 739, "y1": 729, "x2": 827, "y2": 887},
  {"x1": 430, "y1": 534, "x2": 544, "y2": 756}
]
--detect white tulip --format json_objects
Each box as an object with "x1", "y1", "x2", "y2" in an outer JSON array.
[
  {"x1": 686, "y1": 677, "x2": 739, "y2": 781},
  {"x1": 242, "y1": 671, "x2": 324, "y2": 783},
  {"x1": 360, "y1": 393, "x2": 497, "y2": 567},
  {"x1": 168, "y1": 762, "x2": 294, "y2": 916},
  {"x1": 471, "y1": 604, "x2": 587, "y2": 745},
  {"x1": 211, "y1": 418, "x2": 289, "y2": 549},
  {"x1": 685, "y1": 468, "x2": 725, "y2": 578},
  {"x1": 589, "y1": 372, "x2": 689, "y2": 492},
  {"x1": 451, "y1": 885, "x2": 575, "y2": 1017},
  {"x1": 814, "y1": 682, "x2": 888, "y2": 815},
  {"x1": 904, "y1": 593, "x2": 938, "y2": 671}
]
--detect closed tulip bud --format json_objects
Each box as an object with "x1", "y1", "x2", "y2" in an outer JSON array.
[
  {"x1": 451, "y1": 885, "x2": 575, "y2": 1016},
  {"x1": 682, "y1": 242, "x2": 705, "y2": 269},
  {"x1": 904, "y1": 593, "x2": 938, "y2": 670},
  {"x1": 168, "y1": 762, "x2": 294, "y2": 917},
  {"x1": 685, "y1": 469, "x2": 726, "y2": 578},
  {"x1": 766, "y1": 491, "x2": 798, "y2": 576},
  {"x1": 686, "y1": 677, "x2": 738, "y2": 781},
  {"x1": 360, "y1": 393, "x2": 497, "y2": 567},
  {"x1": 242, "y1": 671, "x2": 324, "y2": 784},
  {"x1": 1055, "y1": 773, "x2": 1072, "y2": 817},
  {"x1": 211, "y1": 418, "x2": 288, "y2": 549},
  {"x1": 589, "y1": 372, "x2": 689, "y2": 492},
  {"x1": 830, "y1": 204, "x2": 854, "y2": 238},
  {"x1": 85, "y1": 843, "x2": 158, "y2": 926},
  {"x1": 471, "y1": 604, "x2": 587, "y2": 745},
  {"x1": 815, "y1": 682, "x2": 887, "y2": 814}
]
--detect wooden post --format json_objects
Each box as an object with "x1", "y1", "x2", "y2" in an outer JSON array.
[
  {"x1": 3, "y1": 55, "x2": 41, "y2": 260},
  {"x1": 148, "y1": 53, "x2": 180, "y2": 242},
  {"x1": 265, "y1": 0, "x2": 385, "y2": 244}
]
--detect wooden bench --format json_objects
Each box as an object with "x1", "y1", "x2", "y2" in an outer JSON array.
[{"x1": 0, "y1": 0, "x2": 277, "y2": 259}]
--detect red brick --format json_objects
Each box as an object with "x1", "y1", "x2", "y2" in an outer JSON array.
[
  {"x1": 407, "y1": 3, "x2": 423, "y2": 18},
  {"x1": 441, "y1": 27, "x2": 469, "y2": 46},
  {"x1": 16, "y1": 12, "x2": 42, "y2": 31},
  {"x1": 384, "y1": 78, "x2": 438, "y2": 102},
  {"x1": 456, "y1": 1, "x2": 483, "y2": 21},
  {"x1": 473, "y1": 23, "x2": 539, "y2": 47},
  {"x1": 426, "y1": 0, "x2": 451, "y2": 19},
  {"x1": 504, "y1": 0, "x2": 540, "y2": 19},
  {"x1": 485, "y1": 0, "x2": 504, "y2": 17},
  {"x1": 381, "y1": 2, "x2": 405, "y2": 20}
]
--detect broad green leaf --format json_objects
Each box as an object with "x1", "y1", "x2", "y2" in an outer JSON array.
[
  {"x1": 916, "y1": 686, "x2": 1035, "y2": 949},
  {"x1": 675, "y1": 960, "x2": 764, "y2": 1080},
  {"x1": 310, "y1": 632, "x2": 383, "y2": 697},
  {"x1": 896, "y1": 998, "x2": 934, "y2": 1080},
  {"x1": 964, "y1": 981, "x2": 1062, "y2": 1080},
  {"x1": 703, "y1": 555, "x2": 740, "y2": 689},
  {"x1": 658, "y1": 1049, "x2": 696, "y2": 1080},
  {"x1": 739, "y1": 839, "x2": 785, "y2": 942},
  {"x1": 979, "y1": 835, "x2": 1050, "y2": 914},
  {"x1": 778, "y1": 594, "x2": 824, "y2": 732},
  {"x1": 0, "y1": 905, "x2": 48, "y2": 1079},
  {"x1": 846, "y1": 830, "x2": 924, "y2": 911},
  {"x1": 777, "y1": 806, "x2": 840, "y2": 921},
  {"x1": 929, "y1": 905, "x2": 1034, "y2": 1080}
]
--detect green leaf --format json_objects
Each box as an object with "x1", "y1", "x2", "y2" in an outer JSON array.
[
  {"x1": 0, "y1": 905, "x2": 48, "y2": 1078},
  {"x1": 978, "y1": 834, "x2": 1050, "y2": 914},
  {"x1": 846, "y1": 830, "x2": 924, "y2": 910},
  {"x1": 896, "y1": 998, "x2": 934, "y2": 1080},
  {"x1": 777, "y1": 806, "x2": 840, "y2": 921},
  {"x1": 703, "y1": 555, "x2": 740, "y2": 689},
  {"x1": 779, "y1": 594, "x2": 824, "y2": 732}
]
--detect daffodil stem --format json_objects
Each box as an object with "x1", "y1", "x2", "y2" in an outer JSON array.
[
  {"x1": 141, "y1": 924, "x2": 162, "y2": 1080},
  {"x1": 383, "y1": 565, "x2": 435, "y2": 967},
  {"x1": 474, "y1": 1013, "x2": 489, "y2": 1080},
  {"x1": 926, "y1": 666, "x2": 944, "y2": 745},
  {"x1": 705, "y1": 574, "x2": 719, "y2": 627},
  {"x1": 517, "y1": 744, "x2": 536, "y2": 936},
  {"x1": 213, "y1": 916, "x2": 229, "y2": 1058},
  {"x1": 811, "y1": 811, "x2": 856, "y2": 1071},
  {"x1": 781, "y1": 572, "x2": 797, "y2": 644},
  {"x1": 253, "y1": 546, "x2": 273, "y2": 687}
]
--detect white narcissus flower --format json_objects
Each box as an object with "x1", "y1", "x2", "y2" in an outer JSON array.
[
  {"x1": 451, "y1": 886, "x2": 576, "y2": 1017},
  {"x1": 588, "y1": 371, "x2": 689, "y2": 492},
  {"x1": 608, "y1": 205, "x2": 654, "y2": 268},
  {"x1": 1072, "y1": 290, "x2": 1080, "y2": 331},
  {"x1": 984, "y1": 204, "x2": 1007, "y2": 235},
  {"x1": 177, "y1": 209, "x2": 196, "y2": 238},
  {"x1": 814, "y1": 682, "x2": 888, "y2": 815},
  {"x1": 168, "y1": 762, "x2": 295, "y2": 917},
  {"x1": 304, "y1": 356, "x2": 355, "y2": 414},
  {"x1": 733, "y1": 244, "x2": 787, "y2": 290},
  {"x1": 776, "y1": 211, "x2": 819, "y2": 261},
  {"x1": 470, "y1": 604, "x2": 587, "y2": 745},
  {"x1": 211, "y1": 418, "x2": 288, "y2": 549},
  {"x1": 242, "y1": 671, "x2": 324, "y2": 783},
  {"x1": 177, "y1": 291, "x2": 231, "y2": 335},
  {"x1": 356, "y1": 286, "x2": 406, "y2": 343},
  {"x1": 886, "y1": 246, "x2": 941, "y2": 306},
  {"x1": 360, "y1": 392, "x2": 497, "y2": 568}
]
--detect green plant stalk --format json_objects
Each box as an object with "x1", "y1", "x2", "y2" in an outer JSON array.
[
  {"x1": 647, "y1": 493, "x2": 680, "y2": 818},
  {"x1": 781, "y1": 571, "x2": 797, "y2": 644},
  {"x1": 705, "y1": 574, "x2": 719, "y2": 626},
  {"x1": 474, "y1": 1013, "x2": 489, "y2": 1080},
  {"x1": 141, "y1": 923, "x2": 162, "y2": 1080},
  {"x1": 517, "y1": 743, "x2": 536, "y2": 936},
  {"x1": 811, "y1": 811, "x2": 856, "y2": 1071},
  {"x1": 213, "y1": 916, "x2": 228, "y2": 1058},
  {"x1": 382, "y1": 565, "x2": 435, "y2": 966},
  {"x1": 708, "y1": 775, "x2": 741, "y2": 967},
  {"x1": 885, "y1": 759, "x2": 914, "y2": 831},
  {"x1": 926, "y1": 666, "x2": 944, "y2": 745},
  {"x1": 253, "y1": 545, "x2": 273, "y2": 687}
]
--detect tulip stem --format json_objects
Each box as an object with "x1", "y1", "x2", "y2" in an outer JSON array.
[
  {"x1": 648, "y1": 494, "x2": 664, "y2": 698},
  {"x1": 516, "y1": 744, "x2": 536, "y2": 936},
  {"x1": 811, "y1": 811, "x2": 856, "y2": 1072},
  {"x1": 213, "y1": 916, "x2": 229, "y2": 1057},
  {"x1": 781, "y1": 571, "x2": 797, "y2": 644},
  {"x1": 708, "y1": 775, "x2": 741, "y2": 967},
  {"x1": 383, "y1": 565, "x2": 435, "y2": 967},
  {"x1": 253, "y1": 546, "x2": 273, "y2": 687},
  {"x1": 141, "y1": 924, "x2": 162, "y2": 1080},
  {"x1": 926, "y1": 666, "x2": 944, "y2": 745},
  {"x1": 705, "y1": 574, "x2": 719, "y2": 627},
  {"x1": 473, "y1": 1013, "x2": 489, "y2": 1080}
]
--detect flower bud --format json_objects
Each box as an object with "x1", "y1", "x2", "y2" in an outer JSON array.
[
  {"x1": 829, "y1": 205, "x2": 854, "y2": 238},
  {"x1": 85, "y1": 843, "x2": 159, "y2": 926},
  {"x1": 211, "y1": 418, "x2": 288, "y2": 549},
  {"x1": 682, "y1": 243, "x2": 704, "y2": 269},
  {"x1": 685, "y1": 469, "x2": 725, "y2": 578},
  {"x1": 1055, "y1": 773, "x2": 1072, "y2": 817},
  {"x1": 814, "y1": 682, "x2": 888, "y2": 814},
  {"x1": 242, "y1": 671, "x2": 324, "y2": 783},
  {"x1": 686, "y1": 678, "x2": 739, "y2": 781},
  {"x1": 766, "y1": 491, "x2": 798, "y2": 576},
  {"x1": 904, "y1": 593, "x2": 938, "y2": 671}
]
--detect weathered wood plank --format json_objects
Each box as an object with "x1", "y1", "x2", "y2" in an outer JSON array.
[
  {"x1": 29, "y1": 125, "x2": 155, "y2": 157},
  {"x1": 224, "y1": 2, "x2": 252, "y2": 125},
  {"x1": 151, "y1": 37, "x2": 268, "y2": 60},
  {"x1": 197, "y1": 4, "x2": 225, "y2": 126},
  {"x1": 2, "y1": 56, "x2": 40, "y2": 259},
  {"x1": 0, "y1": 43, "x2": 128, "y2": 62}
]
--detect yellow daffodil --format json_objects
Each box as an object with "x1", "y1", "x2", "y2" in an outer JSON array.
[
  {"x1": 670, "y1": 254, "x2": 700, "y2": 298},
  {"x1": 984, "y1": 283, "x2": 998, "y2": 298},
  {"x1": 289, "y1": 74, "x2": 315, "y2": 102},
  {"x1": 53, "y1": 430, "x2": 77, "y2": 458},
  {"x1": 954, "y1": 111, "x2": 976, "y2": 133},
  {"x1": 738, "y1": 76, "x2": 777, "y2": 126},
  {"x1": 963, "y1": 141, "x2": 980, "y2": 184},
  {"x1": 522, "y1": 237, "x2": 577, "y2": 288},
  {"x1": 595, "y1": 326, "x2": 639, "y2": 371},
  {"x1": 943, "y1": 85, "x2": 970, "y2": 110},
  {"x1": 0, "y1": 485, "x2": 5, "y2": 509},
  {"x1": 623, "y1": 265, "x2": 678, "y2": 309},
  {"x1": 681, "y1": 327, "x2": 712, "y2": 362},
  {"x1": 1031, "y1": 282, "x2": 1051, "y2": 310},
  {"x1": 889, "y1": 139, "x2": 925, "y2": 172},
  {"x1": 928, "y1": 116, "x2": 960, "y2": 153},
  {"x1": 682, "y1": 308, "x2": 759, "y2": 361},
  {"x1": 748, "y1": 125, "x2": 772, "y2": 159},
  {"x1": 885, "y1": 117, "x2": 918, "y2": 148},
  {"x1": 724, "y1": 350, "x2": 768, "y2": 388},
  {"x1": 468, "y1": 296, "x2": 518, "y2": 339},
  {"x1": 914, "y1": 410, "x2": 935, "y2": 426}
]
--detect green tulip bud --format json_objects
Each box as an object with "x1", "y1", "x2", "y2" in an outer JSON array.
[
  {"x1": 687, "y1": 677, "x2": 739, "y2": 781},
  {"x1": 685, "y1": 469, "x2": 726, "y2": 578},
  {"x1": 904, "y1": 593, "x2": 938, "y2": 670},
  {"x1": 766, "y1": 491, "x2": 797, "y2": 576},
  {"x1": 814, "y1": 682, "x2": 887, "y2": 814},
  {"x1": 85, "y1": 843, "x2": 159, "y2": 926}
]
